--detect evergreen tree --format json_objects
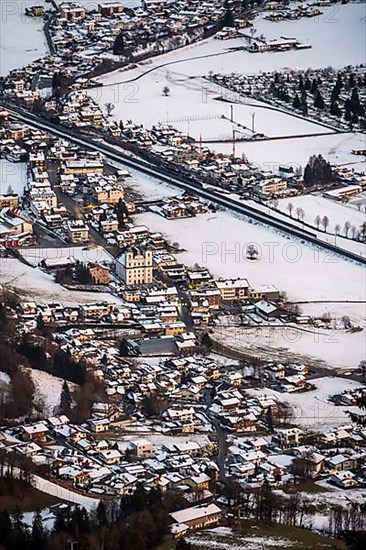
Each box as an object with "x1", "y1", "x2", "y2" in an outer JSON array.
[
  {"x1": 292, "y1": 93, "x2": 301, "y2": 110},
  {"x1": 310, "y1": 78, "x2": 318, "y2": 94},
  {"x1": 298, "y1": 75, "x2": 304, "y2": 92},
  {"x1": 113, "y1": 32, "x2": 124, "y2": 55},
  {"x1": 350, "y1": 87, "x2": 361, "y2": 114},
  {"x1": 314, "y1": 90, "x2": 325, "y2": 109},
  {"x1": 96, "y1": 501, "x2": 108, "y2": 527},
  {"x1": 31, "y1": 510, "x2": 46, "y2": 550},
  {"x1": 59, "y1": 380, "x2": 72, "y2": 415},
  {"x1": 344, "y1": 107, "x2": 352, "y2": 121},
  {"x1": 223, "y1": 8, "x2": 235, "y2": 27},
  {"x1": 330, "y1": 101, "x2": 341, "y2": 117},
  {"x1": 330, "y1": 85, "x2": 340, "y2": 103},
  {"x1": 349, "y1": 72, "x2": 356, "y2": 88},
  {"x1": 0, "y1": 510, "x2": 12, "y2": 543}
]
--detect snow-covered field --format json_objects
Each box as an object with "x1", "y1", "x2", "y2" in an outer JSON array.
[
  {"x1": 214, "y1": 131, "x2": 366, "y2": 170},
  {"x1": 0, "y1": 258, "x2": 121, "y2": 305},
  {"x1": 248, "y1": 377, "x2": 365, "y2": 429},
  {"x1": 135, "y1": 210, "x2": 366, "y2": 322},
  {"x1": 0, "y1": 159, "x2": 28, "y2": 196},
  {"x1": 276, "y1": 193, "x2": 366, "y2": 233},
  {"x1": 19, "y1": 245, "x2": 114, "y2": 267},
  {"x1": 214, "y1": 324, "x2": 365, "y2": 370},
  {"x1": 187, "y1": 527, "x2": 291, "y2": 550},
  {"x1": 0, "y1": 0, "x2": 49, "y2": 76}
]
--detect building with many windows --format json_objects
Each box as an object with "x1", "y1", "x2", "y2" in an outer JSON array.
[{"x1": 115, "y1": 246, "x2": 153, "y2": 286}]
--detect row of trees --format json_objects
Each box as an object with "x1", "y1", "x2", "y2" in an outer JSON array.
[
  {"x1": 55, "y1": 261, "x2": 93, "y2": 286},
  {"x1": 0, "y1": 303, "x2": 106, "y2": 423},
  {"x1": 285, "y1": 201, "x2": 365, "y2": 239},
  {"x1": 0, "y1": 305, "x2": 36, "y2": 420},
  {"x1": 271, "y1": 70, "x2": 365, "y2": 126},
  {"x1": 0, "y1": 485, "x2": 182, "y2": 550}
]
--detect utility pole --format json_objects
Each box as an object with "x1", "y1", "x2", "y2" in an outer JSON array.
[
  {"x1": 230, "y1": 104, "x2": 234, "y2": 122},
  {"x1": 251, "y1": 112, "x2": 255, "y2": 134},
  {"x1": 232, "y1": 129, "x2": 236, "y2": 158}
]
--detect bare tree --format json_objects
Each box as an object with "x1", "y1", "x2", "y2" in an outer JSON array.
[
  {"x1": 351, "y1": 224, "x2": 357, "y2": 239},
  {"x1": 105, "y1": 102, "x2": 115, "y2": 116},
  {"x1": 246, "y1": 244, "x2": 259, "y2": 260},
  {"x1": 287, "y1": 202, "x2": 294, "y2": 217},
  {"x1": 334, "y1": 224, "x2": 341, "y2": 236},
  {"x1": 296, "y1": 207, "x2": 305, "y2": 221},
  {"x1": 314, "y1": 214, "x2": 321, "y2": 229},
  {"x1": 321, "y1": 215, "x2": 329, "y2": 232},
  {"x1": 344, "y1": 221, "x2": 351, "y2": 238}
]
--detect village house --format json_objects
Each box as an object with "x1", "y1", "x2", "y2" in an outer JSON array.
[
  {"x1": 170, "y1": 503, "x2": 222, "y2": 532},
  {"x1": 89, "y1": 263, "x2": 110, "y2": 285},
  {"x1": 215, "y1": 278, "x2": 250, "y2": 301}
]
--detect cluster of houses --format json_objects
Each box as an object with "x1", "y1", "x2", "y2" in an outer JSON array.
[
  {"x1": 151, "y1": 194, "x2": 212, "y2": 219},
  {"x1": 45, "y1": 91, "x2": 121, "y2": 136},
  {"x1": 0, "y1": 413, "x2": 219, "y2": 500},
  {"x1": 3, "y1": 0, "x2": 238, "y2": 108},
  {"x1": 227, "y1": 422, "x2": 366, "y2": 490},
  {"x1": 263, "y1": 0, "x2": 324, "y2": 22},
  {"x1": 50, "y1": 0, "x2": 228, "y2": 63}
]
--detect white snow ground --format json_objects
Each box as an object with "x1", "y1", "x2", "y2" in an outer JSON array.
[
  {"x1": 0, "y1": 258, "x2": 122, "y2": 305},
  {"x1": 248, "y1": 377, "x2": 365, "y2": 429},
  {"x1": 0, "y1": 0, "x2": 49, "y2": 76},
  {"x1": 24, "y1": 367, "x2": 77, "y2": 414},
  {"x1": 276, "y1": 193, "x2": 366, "y2": 234},
  {"x1": 0, "y1": 159, "x2": 28, "y2": 196}
]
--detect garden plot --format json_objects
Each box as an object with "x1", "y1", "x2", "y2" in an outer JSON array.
[{"x1": 247, "y1": 377, "x2": 365, "y2": 429}]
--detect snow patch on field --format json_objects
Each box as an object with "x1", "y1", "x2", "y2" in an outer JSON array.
[
  {"x1": 24, "y1": 368, "x2": 77, "y2": 414},
  {"x1": 247, "y1": 376, "x2": 365, "y2": 429},
  {"x1": 32, "y1": 474, "x2": 99, "y2": 510},
  {"x1": 0, "y1": 160, "x2": 28, "y2": 196},
  {"x1": 187, "y1": 526, "x2": 291, "y2": 550},
  {"x1": 276, "y1": 193, "x2": 366, "y2": 233},
  {"x1": 213, "y1": 324, "x2": 365, "y2": 370},
  {"x1": 0, "y1": 0, "x2": 49, "y2": 75},
  {"x1": 0, "y1": 258, "x2": 121, "y2": 305}
]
